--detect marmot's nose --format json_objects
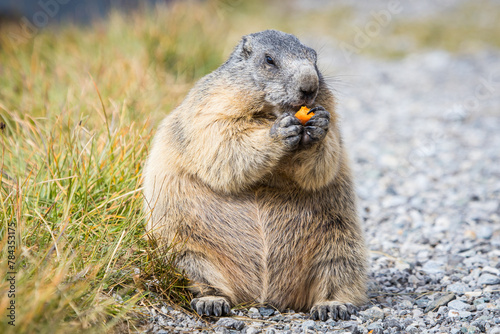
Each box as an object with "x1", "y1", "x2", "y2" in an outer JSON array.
[
  {"x1": 300, "y1": 86, "x2": 317, "y2": 99},
  {"x1": 299, "y1": 82, "x2": 318, "y2": 101},
  {"x1": 296, "y1": 62, "x2": 319, "y2": 103}
]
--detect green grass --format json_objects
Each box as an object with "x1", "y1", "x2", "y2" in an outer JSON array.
[
  {"x1": 0, "y1": 0, "x2": 499, "y2": 332},
  {"x1": 0, "y1": 76, "x2": 191, "y2": 332},
  {"x1": 0, "y1": 1, "x2": 240, "y2": 332}
]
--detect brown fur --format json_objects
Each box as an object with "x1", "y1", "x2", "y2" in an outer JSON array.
[{"x1": 143, "y1": 30, "x2": 367, "y2": 317}]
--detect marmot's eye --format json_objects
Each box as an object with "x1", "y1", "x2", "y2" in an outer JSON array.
[{"x1": 265, "y1": 55, "x2": 275, "y2": 65}]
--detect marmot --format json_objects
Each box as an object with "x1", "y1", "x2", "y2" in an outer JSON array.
[{"x1": 143, "y1": 30, "x2": 367, "y2": 321}]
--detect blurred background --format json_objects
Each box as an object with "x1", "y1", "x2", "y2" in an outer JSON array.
[
  {"x1": 0, "y1": 0, "x2": 169, "y2": 24},
  {"x1": 0, "y1": 0, "x2": 499, "y2": 333},
  {"x1": 1, "y1": 0, "x2": 500, "y2": 125}
]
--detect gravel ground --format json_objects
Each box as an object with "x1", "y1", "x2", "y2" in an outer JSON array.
[{"x1": 142, "y1": 3, "x2": 500, "y2": 333}]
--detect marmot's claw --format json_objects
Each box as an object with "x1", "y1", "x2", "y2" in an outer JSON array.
[
  {"x1": 190, "y1": 298, "x2": 203, "y2": 315},
  {"x1": 279, "y1": 112, "x2": 302, "y2": 127},
  {"x1": 223, "y1": 301, "x2": 231, "y2": 315},
  {"x1": 271, "y1": 113, "x2": 303, "y2": 151},
  {"x1": 282, "y1": 125, "x2": 303, "y2": 138},
  {"x1": 284, "y1": 133, "x2": 302, "y2": 149},
  {"x1": 311, "y1": 304, "x2": 329, "y2": 321},
  {"x1": 213, "y1": 301, "x2": 222, "y2": 317},
  {"x1": 305, "y1": 117, "x2": 329, "y2": 129},
  {"x1": 347, "y1": 303, "x2": 358, "y2": 316},
  {"x1": 310, "y1": 301, "x2": 358, "y2": 321},
  {"x1": 191, "y1": 296, "x2": 231, "y2": 317},
  {"x1": 308, "y1": 105, "x2": 327, "y2": 115},
  {"x1": 301, "y1": 127, "x2": 325, "y2": 147},
  {"x1": 300, "y1": 107, "x2": 329, "y2": 147},
  {"x1": 306, "y1": 108, "x2": 330, "y2": 125}
]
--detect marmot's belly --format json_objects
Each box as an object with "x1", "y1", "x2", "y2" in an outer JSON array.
[
  {"x1": 188, "y1": 190, "x2": 324, "y2": 310},
  {"x1": 219, "y1": 216, "x2": 318, "y2": 310}
]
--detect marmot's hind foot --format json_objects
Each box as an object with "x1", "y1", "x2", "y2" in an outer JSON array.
[
  {"x1": 190, "y1": 296, "x2": 231, "y2": 317},
  {"x1": 310, "y1": 301, "x2": 358, "y2": 321}
]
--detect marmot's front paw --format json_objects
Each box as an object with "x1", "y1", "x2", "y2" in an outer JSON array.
[
  {"x1": 190, "y1": 296, "x2": 231, "y2": 317},
  {"x1": 300, "y1": 106, "x2": 330, "y2": 147},
  {"x1": 310, "y1": 301, "x2": 358, "y2": 321},
  {"x1": 270, "y1": 112, "x2": 303, "y2": 151}
]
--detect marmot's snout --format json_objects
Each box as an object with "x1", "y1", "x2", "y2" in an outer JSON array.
[
  {"x1": 296, "y1": 63, "x2": 319, "y2": 107},
  {"x1": 299, "y1": 79, "x2": 318, "y2": 105}
]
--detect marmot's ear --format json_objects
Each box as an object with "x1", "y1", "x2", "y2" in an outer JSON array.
[{"x1": 241, "y1": 36, "x2": 253, "y2": 59}]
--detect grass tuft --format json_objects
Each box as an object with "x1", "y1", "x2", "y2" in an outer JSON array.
[
  {"x1": 0, "y1": 105, "x2": 153, "y2": 332},
  {"x1": 0, "y1": 1, "x2": 238, "y2": 331}
]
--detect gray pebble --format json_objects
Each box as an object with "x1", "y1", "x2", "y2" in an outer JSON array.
[
  {"x1": 408, "y1": 275, "x2": 422, "y2": 285},
  {"x1": 215, "y1": 318, "x2": 245, "y2": 331},
  {"x1": 270, "y1": 315, "x2": 284, "y2": 322},
  {"x1": 245, "y1": 327, "x2": 261, "y2": 334},
  {"x1": 412, "y1": 309, "x2": 423, "y2": 318},
  {"x1": 421, "y1": 260, "x2": 446, "y2": 274},
  {"x1": 351, "y1": 326, "x2": 362, "y2": 334},
  {"x1": 416, "y1": 297, "x2": 430, "y2": 309},
  {"x1": 448, "y1": 309, "x2": 472, "y2": 318},
  {"x1": 473, "y1": 297, "x2": 487, "y2": 305},
  {"x1": 405, "y1": 325, "x2": 420, "y2": 334},
  {"x1": 471, "y1": 319, "x2": 486, "y2": 332},
  {"x1": 338, "y1": 320, "x2": 358, "y2": 329},
  {"x1": 366, "y1": 325, "x2": 384, "y2": 334},
  {"x1": 360, "y1": 306, "x2": 384, "y2": 320},
  {"x1": 446, "y1": 282, "x2": 469, "y2": 294},
  {"x1": 464, "y1": 256, "x2": 489, "y2": 267},
  {"x1": 259, "y1": 307, "x2": 275, "y2": 317},
  {"x1": 301, "y1": 320, "x2": 316, "y2": 331},
  {"x1": 425, "y1": 293, "x2": 456, "y2": 313},
  {"x1": 367, "y1": 322, "x2": 383, "y2": 330},
  {"x1": 383, "y1": 317, "x2": 402, "y2": 330},
  {"x1": 248, "y1": 307, "x2": 259, "y2": 312},
  {"x1": 476, "y1": 303, "x2": 496, "y2": 311},
  {"x1": 482, "y1": 266, "x2": 500, "y2": 276},
  {"x1": 400, "y1": 299, "x2": 414, "y2": 309},
  {"x1": 477, "y1": 225, "x2": 494, "y2": 239},
  {"x1": 215, "y1": 329, "x2": 230, "y2": 334},
  {"x1": 448, "y1": 300, "x2": 473, "y2": 311},
  {"x1": 477, "y1": 273, "x2": 500, "y2": 285},
  {"x1": 248, "y1": 307, "x2": 262, "y2": 319}
]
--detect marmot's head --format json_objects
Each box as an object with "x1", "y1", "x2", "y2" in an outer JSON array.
[{"x1": 227, "y1": 30, "x2": 320, "y2": 114}]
